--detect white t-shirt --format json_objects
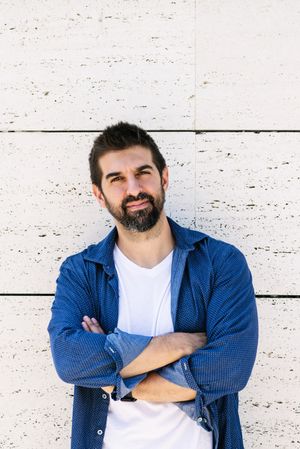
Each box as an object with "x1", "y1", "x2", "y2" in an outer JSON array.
[{"x1": 103, "y1": 244, "x2": 212, "y2": 449}]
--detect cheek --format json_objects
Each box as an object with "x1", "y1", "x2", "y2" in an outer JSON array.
[
  {"x1": 107, "y1": 186, "x2": 128, "y2": 205},
  {"x1": 143, "y1": 177, "x2": 160, "y2": 190},
  {"x1": 114, "y1": 186, "x2": 127, "y2": 197},
  {"x1": 104, "y1": 182, "x2": 124, "y2": 195}
]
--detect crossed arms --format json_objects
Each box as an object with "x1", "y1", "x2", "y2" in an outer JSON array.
[
  {"x1": 48, "y1": 245, "x2": 258, "y2": 409},
  {"x1": 81, "y1": 315, "x2": 207, "y2": 402}
]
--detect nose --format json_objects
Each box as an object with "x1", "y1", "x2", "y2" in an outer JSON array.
[{"x1": 126, "y1": 175, "x2": 142, "y2": 197}]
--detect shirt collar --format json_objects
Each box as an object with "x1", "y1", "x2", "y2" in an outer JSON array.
[{"x1": 83, "y1": 216, "x2": 208, "y2": 266}]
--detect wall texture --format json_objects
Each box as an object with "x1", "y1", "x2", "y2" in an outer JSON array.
[{"x1": 0, "y1": 1, "x2": 299, "y2": 448}]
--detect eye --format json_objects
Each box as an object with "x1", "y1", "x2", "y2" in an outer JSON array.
[
  {"x1": 138, "y1": 171, "x2": 151, "y2": 176},
  {"x1": 111, "y1": 176, "x2": 123, "y2": 183}
]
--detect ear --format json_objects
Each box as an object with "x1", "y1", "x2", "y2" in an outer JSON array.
[
  {"x1": 92, "y1": 184, "x2": 106, "y2": 208},
  {"x1": 161, "y1": 166, "x2": 169, "y2": 191}
]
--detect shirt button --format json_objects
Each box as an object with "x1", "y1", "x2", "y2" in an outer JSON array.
[
  {"x1": 102, "y1": 393, "x2": 108, "y2": 399},
  {"x1": 97, "y1": 429, "x2": 103, "y2": 436}
]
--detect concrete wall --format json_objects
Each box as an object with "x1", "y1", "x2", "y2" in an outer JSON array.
[{"x1": 0, "y1": 1, "x2": 299, "y2": 448}]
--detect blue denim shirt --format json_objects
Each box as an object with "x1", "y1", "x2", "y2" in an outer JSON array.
[{"x1": 48, "y1": 217, "x2": 258, "y2": 449}]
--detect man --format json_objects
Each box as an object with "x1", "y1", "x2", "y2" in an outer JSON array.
[{"x1": 48, "y1": 121, "x2": 258, "y2": 449}]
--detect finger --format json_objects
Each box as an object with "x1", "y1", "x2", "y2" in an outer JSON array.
[
  {"x1": 81, "y1": 321, "x2": 91, "y2": 332},
  {"x1": 91, "y1": 317, "x2": 105, "y2": 334},
  {"x1": 82, "y1": 315, "x2": 97, "y2": 332},
  {"x1": 83, "y1": 315, "x2": 97, "y2": 329},
  {"x1": 83, "y1": 315, "x2": 99, "y2": 326},
  {"x1": 82, "y1": 315, "x2": 103, "y2": 334},
  {"x1": 91, "y1": 317, "x2": 100, "y2": 326},
  {"x1": 82, "y1": 316, "x2": 92, "y2": 330}
]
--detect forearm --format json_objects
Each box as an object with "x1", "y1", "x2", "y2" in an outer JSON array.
[
  {"x1": 132, "y1": 371, "x2": 196, "y2": 402},
  {"x1": 120, "y1": 333, "x2": 182, "y2": 378},
  {"x1": 119, "y1": 332, "x2": 202, "y2": 378}
]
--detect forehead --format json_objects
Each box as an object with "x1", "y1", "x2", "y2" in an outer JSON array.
[{"x1": 99, "y1": 145, "x2": 155, "y2": 174}]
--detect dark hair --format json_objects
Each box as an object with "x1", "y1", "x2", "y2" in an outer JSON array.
[{"x1": 89, "y1": 121, "x2": 166, "y2": 190}]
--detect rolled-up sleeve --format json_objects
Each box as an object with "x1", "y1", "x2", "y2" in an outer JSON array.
[
  {"x1": 156, "y1": 358, "x2": 190, "y2": 388},
  {"x1": 48, "y1": 257, "x2": 152, "y2": 394},
  {"x1": 158, "y1": 245, "x2": 258, "y2": 415},
  {"x1": 105, "y1": 328, "x2": 152, "y2": 399}
]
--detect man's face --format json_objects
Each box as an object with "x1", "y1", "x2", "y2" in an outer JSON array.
[{"x1": 92, "y1": 145, "x2": 169, "y2": 232}]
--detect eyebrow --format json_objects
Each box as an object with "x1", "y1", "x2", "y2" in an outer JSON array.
[{"x1": 105, "y1": 164, "x2": 154, "y2": 180}]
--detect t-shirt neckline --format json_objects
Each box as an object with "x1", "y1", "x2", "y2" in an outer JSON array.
[{"x1": 113, "y1": 243, "x2": 174, "y2": 275}]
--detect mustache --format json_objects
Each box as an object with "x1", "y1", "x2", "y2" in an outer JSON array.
[{"x1": 122, "y1": 192, "x2": 154, "y2": 208}]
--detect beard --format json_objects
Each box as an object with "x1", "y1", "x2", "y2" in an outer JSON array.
[{"x1": 102, "y1": 186, "x2": 165, "y2": 232}]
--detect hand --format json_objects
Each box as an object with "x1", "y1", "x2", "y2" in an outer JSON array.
[
  {"x1": 167, "y1": 331, "x2": 207, "y2": 357},
  {"x1": 184, "y1": 332, "x2": 207, "y2": 354},
  {"x1": 81, "y1": 315, "x2": 105, "y2": 334},
  {"x1": 81, "y1": 316, "x2": 113, "y2": 394}
]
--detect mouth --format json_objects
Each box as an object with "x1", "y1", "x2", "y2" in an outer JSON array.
[{"x1": 126, "y1": 200, "x2": 150, "y2": 211}]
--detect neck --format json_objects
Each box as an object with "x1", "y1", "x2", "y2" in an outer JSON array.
[{"x1": 115, "y1": 212, "x2": 175, "y2": 268}]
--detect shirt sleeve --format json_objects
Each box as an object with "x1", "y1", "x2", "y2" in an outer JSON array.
[
  {"x1": 47, "y1": 257, "x2": 152, "y2": 394},
  {"x1": 157, "y1": 245, "x2": 258, "y2": 413},
  {"x1": 105, "y1": 328, "x2": 151, "y2": 399}
]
